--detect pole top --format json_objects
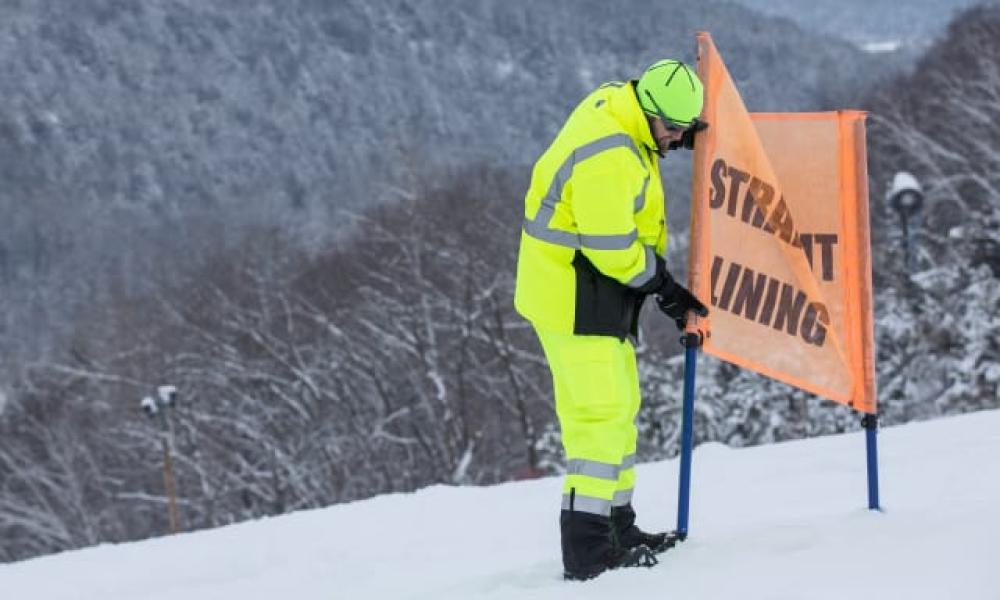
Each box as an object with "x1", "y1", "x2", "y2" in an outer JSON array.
[
  {"x1": 680, "y1": 330, "x2": 704, "y2": 348},
  {"x1": 681, "y1": 310, "x2": 707, "y2": 348}
]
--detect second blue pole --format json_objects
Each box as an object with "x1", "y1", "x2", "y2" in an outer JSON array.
[
  {"x1": 863, "y1": 413, "x2": 881, "y2": 510},
  {"x1": 675, "y1": 331, "x2": 701, "y2": 540}
]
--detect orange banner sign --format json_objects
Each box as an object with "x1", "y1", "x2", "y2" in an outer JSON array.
[{"x1": 689, "y1": 32, "x2": 876, "y2": 413}]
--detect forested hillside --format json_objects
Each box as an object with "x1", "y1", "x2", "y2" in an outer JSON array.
[
  {"x1": 1, "y1": 1, "x2": 996, "y2": 564},
  {"x1": 0, "y1": 0, "x2": 885, "y2": 360}
]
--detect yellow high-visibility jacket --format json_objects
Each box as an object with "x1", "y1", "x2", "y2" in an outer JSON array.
[{"x1": 514, "y1": 81, "x2": 667, "y2": 340}]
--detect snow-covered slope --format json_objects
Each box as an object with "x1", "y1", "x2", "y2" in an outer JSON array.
[{"x1": 3, "y1": 410, "x2": 999, "y2": 599}]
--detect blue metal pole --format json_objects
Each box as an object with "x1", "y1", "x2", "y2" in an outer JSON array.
[
  {"x1": 863, "y1": 413, "x2": 880, "y2": 510},
  {"x1": 676, "y1": 332, "x2": 700, "y2": 539}
]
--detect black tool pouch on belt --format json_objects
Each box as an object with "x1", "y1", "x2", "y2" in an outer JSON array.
[{"x1": 572, "y1": 251, "x2": 644, "y2": 341}]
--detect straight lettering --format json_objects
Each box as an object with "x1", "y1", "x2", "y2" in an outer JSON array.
[
  {"x1": 710, "y1": 255, "x2": 724, "y2": 306},
  {"x1": 814, "y1": 233, "x2": 838, "y2": 281},
  {"x1": 766, "y1": 196, "x2": 796, "y2": 244},
  {"x1": 799, "y1": 233, "x2": 814, "y2": 269},
  {"x1": 801, "y1": 301, "x2": 830, "y2": 346},
  {"x1": 758, "y1": 279, "x2": 780, "y2": 327},
  {"x1": 725, "y1": 166, "x2": 750, "y2": 218},
  {"x1": 731, "y1": 267, "x2": 768, "y2": 321},
  {"x1": 772, "y1": 283, "x2": 807, "y2": 336},
  {"x1": 718, "y1": 261, "x2": 742, "y2": 311},
  {"x1": 709, "y1": 159, "x2": 727, "y2": 209}
]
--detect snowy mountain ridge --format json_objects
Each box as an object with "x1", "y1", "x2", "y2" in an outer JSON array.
[{"x1": 2, "y1": 409, "x2": 998, "y2": 599}]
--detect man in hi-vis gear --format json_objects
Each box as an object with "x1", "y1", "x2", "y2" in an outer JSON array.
[{"x1": 514, "y1": 59, "x2": 711, "y2": 581}]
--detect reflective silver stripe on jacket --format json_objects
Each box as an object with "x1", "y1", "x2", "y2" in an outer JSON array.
[
  {"x1": 522, "y1": 219, "x2": 581, "y2": 248},
  {"x1": 625, "y1": 246, "x2": 657, "y2": 288},
  {"x1": 532, "y1": 133, "x2": 644, "y2": 229},
  {"x1": 579, "y1": 229, "x2": 638, "y2": 251},
  {"x1": 612, "y1": 488, "x2": 634, "y2": 507},
  {"x1": 523, "y1": 132, "x2": 648, "y2": 251},
  {"x1": 633, "y1": 175, "x2": 650, "y2": 213},
  {"x1": 620, "y1": 453, "x2": 637, "y2": 470},
  {"x1": 566, "y1": 458, "x2": 620, "y2": 481},
  {"x1": 522, "y1": 223, "x2": 641, "y2": 253},
  {"x1": 562, "y1": 493, "x2": 612, "y2": 517}
]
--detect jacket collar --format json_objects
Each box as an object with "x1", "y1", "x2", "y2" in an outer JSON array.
[{"x1": 607, "y1": 81, "x2": 657, "y2": 152}]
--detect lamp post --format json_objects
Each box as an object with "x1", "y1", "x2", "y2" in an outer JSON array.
[
  {"x1": 140, "y1": 385, "x2": 180, "y2": 534},
  {"x1": 887, "y1": 171, "x2": 925, "y2": 319},
  {"x1": 886, "y1": 171, "x2": 924, "y2": 272}
]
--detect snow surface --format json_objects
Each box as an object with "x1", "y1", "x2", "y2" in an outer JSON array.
[{"x1": 3, "y1": 410, "x2": 1000, "y2": 599}]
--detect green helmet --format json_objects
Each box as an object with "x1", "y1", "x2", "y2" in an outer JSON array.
[{"x1": 636, "y1": 59, "x2": 704, "y2": 128}]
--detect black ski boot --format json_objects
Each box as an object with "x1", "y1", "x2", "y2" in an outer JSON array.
[
  {"x1": 561, "y1": 500, "x2": 657, "y2": 581},
  {"x1": 611, "y1": 503, "x2": 678, "y2": 555}
]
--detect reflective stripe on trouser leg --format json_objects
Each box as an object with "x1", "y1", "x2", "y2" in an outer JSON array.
[
  {"x1": 535, "y1": 327, "x2": 635, "y2": 517},
  {"x1": 614, "y1": 339, "x2": 641, "y2": 506}
]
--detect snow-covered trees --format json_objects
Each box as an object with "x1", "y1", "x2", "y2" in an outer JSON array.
[
  {"x1": 0, "y1": 0, "x2": 886, "y2": 368},
  {"x1": 1, "y1": 0, "x2": 998, "y2": 567},
  {"x1": 865, "y1": 5, "x2": 1000, "y2": 424},
  {"x1": 536, "y1": 6, "x2": 1000, "y2": 470},
  {"x1": 0, "y1": 167, "x2": 556, "y2": 562}
]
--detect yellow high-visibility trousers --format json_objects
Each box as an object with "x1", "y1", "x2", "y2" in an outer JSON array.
[{"x1": 535, "y1": 327, "x2": 640, "y2": 517}]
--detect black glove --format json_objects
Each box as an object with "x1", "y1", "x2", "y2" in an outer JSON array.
[
  {"x1": 656, "y1": 282, "x2": 709, "y2": 331},
  {"x1": 667, "y1": 119, "x2": 709, "y2": 151},
  {"x1": 639, "y1": 256, "x2": 709, "y2": 330}
]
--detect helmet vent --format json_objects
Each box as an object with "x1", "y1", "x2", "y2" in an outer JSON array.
[{"x1": 663, "y1": 62, "x2": 697, "y2": 91}]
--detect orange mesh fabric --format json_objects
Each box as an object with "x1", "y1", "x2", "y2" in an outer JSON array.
[{"x1": 689, "y1": 33, "x2": 876, "y2": 413}]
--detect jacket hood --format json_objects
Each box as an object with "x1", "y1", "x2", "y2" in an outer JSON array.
[{"x1": 606, "y1": 81, "x2": 657, "y2": 152}]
